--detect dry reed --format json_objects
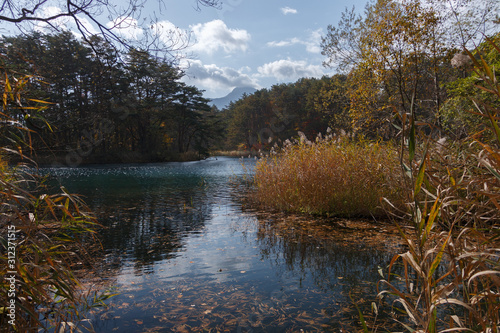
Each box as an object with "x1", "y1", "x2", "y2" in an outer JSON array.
[
  {"x1": 254, "y1": 132, "x2": 405, "y2": 218},
  {"x1": 0, "y1": 66, "x2": 112, "y2": 332},
  {"x1": 373, "y1": 38, "x2": 500, "y2": 333}
]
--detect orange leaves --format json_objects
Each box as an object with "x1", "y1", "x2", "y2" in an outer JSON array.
[{"x1": 254, "y1": 134, "x2": 404, "y2": 217}]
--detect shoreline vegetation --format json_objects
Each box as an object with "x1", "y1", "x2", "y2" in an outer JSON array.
[
  {"x1": 211, "y1": 150, "x2": 261, "y2": 158},
  {"x1": 1, "y1": 0, "x2": 499, "y2": 331},
  {"x1": 0, "y1": 153, "x2": 113, "y2": 331},
  {"x1": 254, "y1": 133, "x2": 404, "y2": 218},
  {"x1": 0, "y1": 32, "x2": 223, "y2": 169},
  {"x1": 30, "y1": 151, "x2": 255, "y2": 167},
  {"x1": 30, "y1": 151, "x2": 206, "y2": 167},
  {"x1": 248, "y1": 38, "x2": 500, "y2": 331}
]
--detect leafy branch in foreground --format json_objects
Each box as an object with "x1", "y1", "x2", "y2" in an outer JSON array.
[
  {"x1": 0, "y1": 65, "x2": 112, "y2": 332},
  {"x1": 376, "y1": 36, "x2": 500, "y2": 333},
  {"x1": 0, "y1": 0, "x2": 221, "y2": 56}
]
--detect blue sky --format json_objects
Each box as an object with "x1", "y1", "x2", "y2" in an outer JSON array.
[
  {"x1": 0, "y1": 0, "x2": 369, "y2": 98},
  {"x1": 163, "y1": 0, "x2": 369, "y2": 97},
  {"x1": 2, "y1": 0, "x2": 498, "y2": 98},
  {"x1": 136, "y1": 0, "x2": 499, "y2": 98}
]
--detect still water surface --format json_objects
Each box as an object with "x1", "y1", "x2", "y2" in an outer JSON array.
[{"x1": 45, "y1": 156, "x2": 402, "y2": 332}]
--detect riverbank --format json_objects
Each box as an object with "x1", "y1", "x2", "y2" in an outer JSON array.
[
  {"x1": 251, "y1": 126, "x2": 500, "y2": 331},
  {"x1": 29, "y1": 150, "x2": 266, "y2": 167},
  {"x1": 26, "y1": 149, "x2": 268, "y2": 167},
  {"x1": 47, "y1": 158, "x2": 405, "y2": 332},
  {"x1": 210, "y1": 150, "x2": 261, "y2": 158},
  {"x1": 25, "y1": 150, "x2": 205, "y2": 167}
]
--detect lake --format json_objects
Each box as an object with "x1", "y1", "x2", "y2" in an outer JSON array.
[{"x1": 44, "y1": 156, "x2": 403, "y2": 332}]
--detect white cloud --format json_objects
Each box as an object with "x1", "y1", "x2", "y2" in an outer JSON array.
[
  {"x1": 267, "y1": 29, "x2": 323, "y2": 54},
  {"x1": 281, "y1": 7, "x2": 298, "y2": 15},
  {"x1": 239, "y1": 66, "x2": 252, "y2": 73},
  {"x1": 33, "y1": 6, "x2": 65, "y2": 32},
  {"x1": 181, "y1": 59, "x2": 259, "y2": 96},
  {"x1": 267, "y1": 38, "x2": 301, "y2": 48},
  {"x1": 33, "y1": 6, "x2": 98, "y2": 36},
  {"x1": 40, "y1": 6, "x2": 63, "y2": 21},
  {"x1": 257, "y1": 59, "x2": 324, "y2": 80},
  {"x1": 190, "y1": 20, "x2": 250, "y2": 54},
  {"x1": 305, "y1": 29, "x2": 322, "y2": 53},
  {"x1": 150, "y1": 20, "x2": 191, "y2": 49}
]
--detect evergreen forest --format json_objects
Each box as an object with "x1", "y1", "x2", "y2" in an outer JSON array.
[
  {"x1": 0, "y1": 31, "x2": 223, "y2": 165},
  {"x1": 1, "y1": 16, "x2": 499, "y2": 164}
]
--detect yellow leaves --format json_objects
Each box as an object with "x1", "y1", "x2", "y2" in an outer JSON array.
[
  {"x1": 2, "y1": 71, "x2": 50, "y2": 114},
  {"x1": 3, "y1": 72, "x2": 12, "y2": 110},
  {"x1": 344, "y1": 0, "x2": 443, "y2": 135},
  {"x1": 27, "y1": 98, "x2": 53, "y2": 105}
]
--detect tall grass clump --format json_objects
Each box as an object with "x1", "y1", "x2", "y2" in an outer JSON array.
[
  {"x1": 0, "y1": 157, "x2": 107, "y2": 332},
  {"x1": 0, "y1": 65, "x2": 111, "y2": 332},
  {"x1": 373, "y1": 37, "x2": 500, "y2": 333},
  {"x1": 254, "y1": 132, "x2": 405, "y2": 217}
]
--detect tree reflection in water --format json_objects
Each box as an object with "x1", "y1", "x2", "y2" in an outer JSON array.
[
  {"x1": 42, "y1": 159, "x2": 405, "y2": 331},
  {"x1": 251, "y1": 212, "x2": 405, "y2": 329}
]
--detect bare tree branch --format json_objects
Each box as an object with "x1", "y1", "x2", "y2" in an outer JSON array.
[{"x1": 0, "y1": 0, "x2": 221, "y2": 56}]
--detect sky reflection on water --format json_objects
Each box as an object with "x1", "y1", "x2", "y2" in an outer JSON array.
[{"x1": 44, "y1": 156, "x2": 403, "y2": 332}]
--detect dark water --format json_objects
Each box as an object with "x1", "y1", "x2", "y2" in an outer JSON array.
[{"x1": 44, "y1": 156, "x2": 402, "y2": 332}]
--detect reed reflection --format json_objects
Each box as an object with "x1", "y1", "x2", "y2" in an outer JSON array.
[{"x1": 253, "y1": 212, "x2": 405, "y2": 320}]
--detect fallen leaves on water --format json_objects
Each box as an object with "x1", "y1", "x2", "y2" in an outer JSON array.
[
  {"x1": 98, "y1": 278, "x2": 385, "y2": 332},
  {"x1": 89, "y1": 211, "x2": 405, "y2": 332}
]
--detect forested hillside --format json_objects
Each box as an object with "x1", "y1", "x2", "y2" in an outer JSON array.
[
  {"x1": 0, "y1": 32, "x2": 223, "y2": 165},
  {"x1": 220, "y1": 0, "x2": 499, "y2": 151},
  {"x1": 1, "y1": 0, "x2": 498, "y2": 162},
  {"x1": 220, "y1": 75, "x2": 348, "y2": 151}
]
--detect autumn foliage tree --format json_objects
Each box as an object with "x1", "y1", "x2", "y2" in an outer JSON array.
[
  {"x1": 321, "y1": 0, "x2": 497, "y2": 138},
  {"x1": 223, "y1": 77, "x2": 348, "y2": 150}
]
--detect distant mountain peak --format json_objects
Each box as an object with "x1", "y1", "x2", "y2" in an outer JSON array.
[{"x1": 209, "y1": 86, "x2": 257, "y2": 110}]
